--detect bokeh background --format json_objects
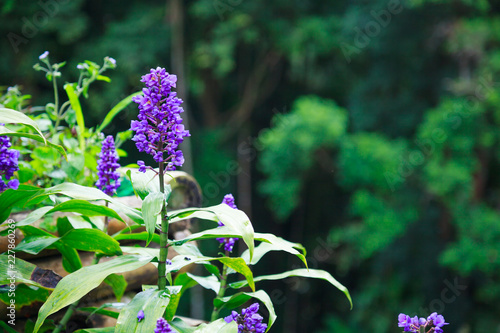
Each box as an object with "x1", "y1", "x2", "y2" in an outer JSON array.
[{"x1": 1, "y1": 0, "x2": 500, "y2": 331}]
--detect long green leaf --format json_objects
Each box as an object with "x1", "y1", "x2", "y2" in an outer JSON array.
[
  {"x1": 0, "y1": 184, "x2": 42, "y2": 224},
  {"x1": 226, "y1": 233, "x2": 307, "y2": 275},
  {"x1": 169, "y1": 204, "x2": 255, "y2": 261},
  {"x1": 115, "y1": 288, "x2": 170, "y2": 333},
  {"x1": 97, "y1": 92, "x2": 142, "y2": 132},
  {"x1": 0, "y1": 107, "x2": 45, "y2": 143},
  {"x1": 229, "y1": 268, "x2": 352, "y2": 309},
  {"x1": 0, "y1": 255, "x2": 57, "y2": 290},
  {"x1": 0, "y1": 127, "x2": 67, "y2": 158},
  {"x1": 142, "y1": 192, "x2": 165, "y2": 245},
  {"x1": 64, "y1": 83, "x2": 85, "y2": 151},
  {"x1": 48, "y1": 199, "x2": 124, "y2": 222},
  {"x1": 74, "y1": 328, "x2": 115, "y2": 333},
  {"x1": 15, "y1": 206, "x2": 54, "y2": 227},
  {"x1": 192, "y1": 318, "x2": 238, "y2": 333},
  {"x1": 27, "y1": 183, "x2": 143, "y2": 224},
  {"x1": 61, "y1": 229, "x2": 122, "y2": 256},
  {"x1": 127, "y1": 169, "x2": 172, "y2": 201},
  {"x1": 33, "y1": 254, "x2": 153, "y2": 333}
]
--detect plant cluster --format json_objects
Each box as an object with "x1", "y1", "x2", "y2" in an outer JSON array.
[{"x1": 0, "y1": 54, "x2": 351, "y2": 333}]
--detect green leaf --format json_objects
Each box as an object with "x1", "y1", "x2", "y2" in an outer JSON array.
[
  {"x1": 192, "y1": 318, "x2": 238, "y2": 333},
  {"x1": 27, "y1": 183, "x2": 143, "y2": 224},
  {"x1": 0, "y1": 322, "x2": 18, "y2": 333},
  {"x1": 0, "y1": 185, "x2": 42, "y2": 224},
  {"x1": 229, "y1": 268, "x2": 352, "y2": 309},
  {"x1": 97, "y1": 91, "x2": 142, "y2": 132},
  {"x1": 0, "y1": 255, "x2": 55, "y2": 290},
  {"x1": 0, "y1": 107, "x2": 45, "y2": 143},
  {"x1": 16, "y1": 206, "x2": 54, "y2": 227},
  {"x1": 214, "y1": 290, "x2": 276, "y2": 332},
  {"x1": 33, "y1": 254, "x2": 153, "y2": 333},
  {"x1": 14, "y1": 235, "x2": 59, "y2": 255},
  {"x1": 115, "y1": 288, "x2": 171, "y2": 333},
  {"x1": 164, "y1": 285, "x2": 182, "y2": 321},
  {"x1": 61, "y1": 229, "x2": 122, "y2": 256},
  {"x1": 226, "y1": 233, "x2": 307, "y2": 275},
  {"x1": 173, "y1": 272, "x2": 200, "y2": 295},
  {"x1": 168, "y1": 317, "x2": 197, "y2": 333},
  {"x1": 127, "y1": 168, "x2": 172, "y2": 201},
  {"x1": 114, "y1": 231, "x2": 160, "y2": 244},
  {"x1": 0, "y1": 127, "x2": 66, "y2": 158},
  {"x1": 74, "y1": 328, "x2": 115, "y2": 333},
  {"x1": 142, "y1": 192, "x2": 165, "y2": 245},
  {"x1": 48, "y1": 199, "x2": 124, "y2": 222},
  {"x1": 96, "y1": 75, "x2": 111, "y2": 82},
  {"x1": 167, "y1": 204, "x2": 255, "y2": 261},
  {"x1": 0, "y1": 284, "x2": 49, "y2": 309},
  {"x1": 103, "y1": 274, "x2": 127, "y2": 301},
  {"x1": 77, "y1": 306, "x2": 121, "y2": 319},
  {"x1": 186, "y1": 273, "x2": 220, "y2": 294},
  {"x1": 64, "y1": 83, "x2": 85, "y2": 151}
]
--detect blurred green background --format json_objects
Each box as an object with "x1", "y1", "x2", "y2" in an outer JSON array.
[{"x1": 2, "y1": 0, "x2": 500, "y2": 331}]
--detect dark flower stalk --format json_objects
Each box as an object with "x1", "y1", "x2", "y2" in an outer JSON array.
[
  {"x1": 131, "y1": 67, "x2": 189, "y2": 290},
  {"x1": 0, "y1": 133, "x2": 20, "y2": 192}
]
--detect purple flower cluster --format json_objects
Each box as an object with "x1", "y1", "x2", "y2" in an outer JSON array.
[
  {"x1": 0, "y1": 134, "x2": 20, "y2": 192},
  {"x1": 224, "y1": 303, "x2": 267, "y2": 333},
  {"x1": 95, "y1": 135, "x2": 121, "y2": 196},
  {"x1": 216, "y1": 194, "x2": 239, "y2": 252},
  {"x1": 154, "y1": 318, "x2": 173, "y2": 333},
  {"x1": 131, "y1": 67, "x2": 190, "y2": 172},
  {"x1": 398, "y1": 312, "x2": 448, "y2": 333}
]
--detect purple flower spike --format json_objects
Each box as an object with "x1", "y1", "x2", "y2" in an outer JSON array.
[
  {"x1": 0, "y1": 134, "x2": 20, "y2": 192},
  {"x1": 95, "y1": 135, "x2": 121, "y2": 196},
  {"x1": 137, "y1": 310, "x2": 144, "y2": 322},
  {"x1": 224, "y1": 302, "x2": 267, "y2": 333},
  {"x1": 154, "y1": 317, "x2": 172, "y2": 333},
  {"x1": 216, "y1": 194, "x2": 239, "y2": 252},
  {"x1": 131, "y1": 67, "x2": 190, "y2": 173}
]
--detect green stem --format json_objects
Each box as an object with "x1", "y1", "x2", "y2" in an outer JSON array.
[
  {"x1": 210, "y1": 250, "x2": 230, "y2": 321},
  {"x1": 53, "y1": 255, "x2": 101, "y2": 333},
  {"x1": 158, "y1": 161, "x2": 169, "y2": 290},
  {"x1": 52, "y1": 75, "x2": 61, "y2": 134}
]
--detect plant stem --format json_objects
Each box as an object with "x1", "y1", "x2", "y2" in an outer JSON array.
[
  {"x1": 52, "y1": 74, "x2": 61, "y2": 134},
  {"x1": 158, "y1": 161, "x2": 169, "y2": 290},
  {"x1": 210, "y1": 250, "x2": 230, "y2": 321}
]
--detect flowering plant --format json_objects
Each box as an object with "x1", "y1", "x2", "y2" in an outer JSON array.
[{"x1": 0, "y1": 63, "x2": 351, "y2": 333}]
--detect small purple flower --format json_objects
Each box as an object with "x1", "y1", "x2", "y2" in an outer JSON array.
[
  {"x1": 216, "y1": 194, "x2": 239, "y2": 252},
  {"x1": 224, "y1": 302, "x2": 267, "y2": 333},
  {"x1": 77, "y1": 64, "x2": 85, "y2": 70},
  {"x1": 137, "y1": 310, "x2": 144, "y2": 322},
  {"x1": 154, "y1": 317, "x2": 172, "y2": 333},
  {"x1": 0, "y1": 134, "x2": 20, "y2": 192},
  {"x1": 39, "y1": 51, "x2": 49, "y2": 60},
  {"x1": 95, "y1": 135, "x2": 121, "y2": 196},
  {"x1": 131, "y1": 67, "x2": 190, "y2": 173},
  {"x1": 106, "y1": 57, "x2": 116, "y2": 66}
]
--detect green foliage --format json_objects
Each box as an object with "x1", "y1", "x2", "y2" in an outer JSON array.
[{"x1": 258, "y1": 96, "x2": 348, "y2": 219}]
